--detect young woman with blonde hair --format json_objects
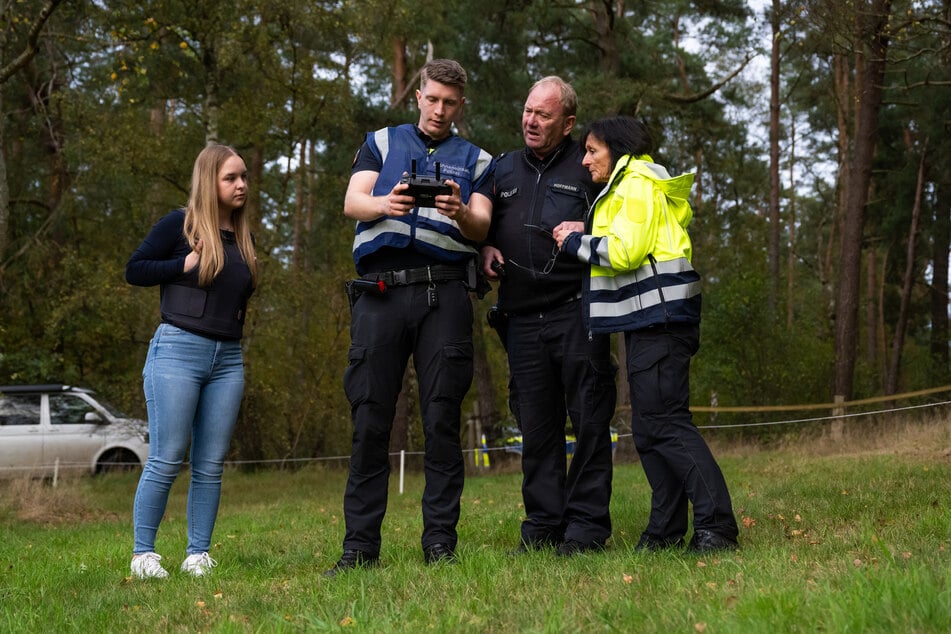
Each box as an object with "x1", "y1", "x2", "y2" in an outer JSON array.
[{"x1": 126, "y1": 144, "x2": 257, "y2": 578}]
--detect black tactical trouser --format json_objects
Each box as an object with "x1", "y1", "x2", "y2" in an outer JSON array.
[
  {"x1": 625, "y1": 322, "x2": 738, "y2": 542},
  {"x1": 342, "y1": 280, "x2": 473, "y2": 556},
  {"x1": 505, "y1": 299, "x2": 617, "y2": 547}
]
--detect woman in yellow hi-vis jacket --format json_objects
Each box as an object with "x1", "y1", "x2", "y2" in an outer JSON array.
[{"x1": 554, "y1": 116, "x2": 739, "y2": 554}]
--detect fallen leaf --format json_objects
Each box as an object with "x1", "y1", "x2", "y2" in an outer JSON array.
[
  {"x1": 695, "y1": 622, "x2": 707, "y2": 632},
  {"x1": 853, "y1": 558, "x2": 862, "y2": 567},
  {"x1": 340, "y1": 616, "x2": 355, "y2": 626},
  {"x1": 623, "y1": 574, "x2": 633, "y2": 584},
  {"x1": 214, "y1": 591, "x2": 223, "y2": 599},
  {"x1": 902, "y1": 552, "x2": 911, "y2": 560},
  {"x1": 794, "y1": 514, "x2": 801, "y2": 522},
  {"x1": 196, "y1": 601, "x2": 206, "y2": 608},
  {"x1": 696, "y1": 560, "x2": 707, "y2": 568},
  {"x1": 742, "y1": 516, "x2": 756, "y2": 528}
]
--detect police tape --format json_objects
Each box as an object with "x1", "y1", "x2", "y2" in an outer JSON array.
[{"x1": 614, "y1": 383, "x2": 951, "y2": 414}]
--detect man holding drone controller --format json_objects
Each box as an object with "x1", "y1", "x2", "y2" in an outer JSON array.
[{"x1": 326, "y1": 58, "x2": 494, "y2": 576}]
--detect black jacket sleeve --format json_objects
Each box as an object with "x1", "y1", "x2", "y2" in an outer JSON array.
[{"x1": 125, "y1": 210, "x2": 190, "y2": 287}]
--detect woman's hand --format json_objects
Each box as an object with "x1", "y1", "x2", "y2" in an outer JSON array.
[
  {"x1": 184, "y1": 239, "x2": 202, "y2": 272},
  {"x1": 552, "y1": 221, "x2": 585, "y2": 249}
]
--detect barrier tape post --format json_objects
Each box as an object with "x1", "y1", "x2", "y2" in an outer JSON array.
[{"x1": 399, "y1": 450, "x2": 405, "y2": 495}]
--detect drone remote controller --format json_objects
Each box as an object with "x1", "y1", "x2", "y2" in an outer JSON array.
[{"x1": 400, "y1": 160, "x2": 452, "y2": 207}]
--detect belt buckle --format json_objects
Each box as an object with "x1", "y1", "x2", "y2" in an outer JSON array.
[{"x1": 391, "y1": 270, "x2": 408, "y2": 285}]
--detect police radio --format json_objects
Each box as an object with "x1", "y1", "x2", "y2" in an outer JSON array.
[{"x1": 400, "y1": 160, "x2": 452, "y2": 207}]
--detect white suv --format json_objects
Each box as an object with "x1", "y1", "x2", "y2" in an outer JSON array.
[{"x1": 0, "y1": 384, "x2": 149, "y2": 477}]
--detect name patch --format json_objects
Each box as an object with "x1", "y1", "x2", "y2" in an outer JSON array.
[{"x1": 500, "y1": 187, "x2": 518, "y2": 199}]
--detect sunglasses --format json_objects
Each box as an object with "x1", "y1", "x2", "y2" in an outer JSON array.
[{"x1": 506, "y1": 224, "x2": 560, "y2": 276}]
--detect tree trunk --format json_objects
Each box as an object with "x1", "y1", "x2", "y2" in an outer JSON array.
[
  {"x1": 832, "y1": 0, "x2": 892, "y2": 401},
  {"x1": 931, "y1": 171, "x2": 951, "y2": 377},
  {"x1": 587, "y1": 0, "x2": 619, "y2": 74},
  {"x1": 390, "y1": 37, "x2": 411, "y2": 109},
  {"x1": 885, "y1": 142, "x2": 927, "y2": 395},
  {"x1": 202, "y1": 38, "x2": 220, "y2": 145},
  {"x1": 292, "y1": 140, "x2": 306, "y2": 270},
  {"x1": 768, "y1": 0, "x2": 782, "y2": 318},
  {"x1": 470, "y1": 296, "x2": 501, "y2": 444},
  {"x1": 786, "y1": 115, "x2": 797, "y2": 329},
  {"x1": 865, "y1": 244, "x2": 877, "y2": 368},
  {"x1": 0, "y1": 90, "x2": 8, "y2": 264}
]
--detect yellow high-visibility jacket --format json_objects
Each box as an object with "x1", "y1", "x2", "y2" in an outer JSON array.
[{"x1": 561, "y1": 154, "x2": 702, "y2": 333}]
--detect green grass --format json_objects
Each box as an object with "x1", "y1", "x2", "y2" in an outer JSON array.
[{"x1": 1, "y1": 418, "x2": 949, "y2": 633}]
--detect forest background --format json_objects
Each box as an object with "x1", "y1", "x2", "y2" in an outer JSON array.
[{"x1": 0, "y1": 0, "x2": 949, "y2": 464}]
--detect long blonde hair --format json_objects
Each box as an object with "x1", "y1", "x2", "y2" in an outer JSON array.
[{"x1": 183, "y1": 144, "x2": 257, "y2": 288}]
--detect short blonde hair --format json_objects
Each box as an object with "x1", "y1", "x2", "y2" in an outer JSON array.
[{"x1": 530, "y1": 76, "x2": 578, "y2": 118}]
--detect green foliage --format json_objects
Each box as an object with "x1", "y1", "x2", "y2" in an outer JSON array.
[
  {"x1": 695, "y1": 259, "x2": 833, "y2": 417},
  {"x1": 0, "y1": 0, "x2": 949, "y2": 460}
]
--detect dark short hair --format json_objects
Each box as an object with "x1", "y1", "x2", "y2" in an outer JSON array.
[
  {"x1": 580, "y1": 116, "x2": 653, "y2": 167},
  {"x1": 420, "y1": 59, "x2": 467, "y2": 91}
]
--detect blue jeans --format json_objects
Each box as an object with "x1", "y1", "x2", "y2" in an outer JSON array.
[{"x1": 133, "y1": 323, "x2": 244, "y2": 555}]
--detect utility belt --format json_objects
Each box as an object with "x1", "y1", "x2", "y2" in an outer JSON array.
[
  {"x1": 346, "y1": 263, "x2": 479, "y2": 309},
  {"x1": 486, "y1": 292, "x2": 583, "y2": 348},
  {"x1": 362, "y1": 264, "x2": 468, "y2": 287}
]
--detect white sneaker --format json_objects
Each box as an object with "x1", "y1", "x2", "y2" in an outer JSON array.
[
  {"x1": 130, "y1": 552, "x2": 169, "y2": 579},
  {"x1": 180, "y1": 552, "x2": 217, "y2": 577}
]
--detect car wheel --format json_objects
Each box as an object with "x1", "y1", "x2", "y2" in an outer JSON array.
[{"x1": 96, "y1": 449, "x2": 141, "y2": 474}]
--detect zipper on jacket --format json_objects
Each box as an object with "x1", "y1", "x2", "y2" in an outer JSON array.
[{"x1": 647, "y1": 253, "x2": 671, "y2": 323}]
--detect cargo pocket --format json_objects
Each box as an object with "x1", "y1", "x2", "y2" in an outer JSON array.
[
  {"x1": 627, "y1": 337, "x2": 670, "y2": 416},
  {"x1": 434, "y1": 342, "x2": 474, "y2": 403},
  {"x1": 343, "y1": 346, "x2": 370, "y2": 407}
]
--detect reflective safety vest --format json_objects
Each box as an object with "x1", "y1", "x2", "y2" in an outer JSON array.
[
  {"x1": 561, "y1": 154, "x2": 702, "y2": 333},
  {"x1": 351, "y1": 124, "x2": 494, "y2": 274}
]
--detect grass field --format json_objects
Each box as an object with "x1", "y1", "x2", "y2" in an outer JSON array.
[{"x1": 1, "y1": 413, "x2": 949, "y2": 633}]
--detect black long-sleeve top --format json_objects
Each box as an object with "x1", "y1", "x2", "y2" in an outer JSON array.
[{"x1": 126, "y1": 209, "x2": 254, "y2": 341}]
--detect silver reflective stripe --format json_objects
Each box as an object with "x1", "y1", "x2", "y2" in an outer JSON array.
[
  {"x1": 474, "y1": 149, "x2": 493, "y2": 181},
  {"x1": 590, "y1": 257, "x2": 691, "y2": 290},
  {"x1": 417, "y1": 206, "x2": 447, "y2": 222},
  {"x1": 374, "y1": 129, "x2": 389, "y2": 160},
  {"x1": 353, "y1": 219, "x2": 411, "y2": 250},
  {"x1": 415, "y1": 227, "x2": 477, "y2": 255},
  {"x1": 577, "y1": 236, "x2": 595, "y2": 262},
  {"x1": 590, "y1": 280, "x2": 701, "y2": 318}
]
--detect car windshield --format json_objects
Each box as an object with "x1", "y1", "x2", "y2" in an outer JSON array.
[{"x1": 95, "y1": 398, "x2": 126, "y2": 418}]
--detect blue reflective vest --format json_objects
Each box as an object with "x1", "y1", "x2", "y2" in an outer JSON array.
[{"x1": 351, "y1": 124, "x2": 494, "y2": 274}]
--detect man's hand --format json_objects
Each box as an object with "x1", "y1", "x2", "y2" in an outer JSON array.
[
  {"x1": 480, "y1": 245, "x2": 505, "y2": 279},
  {"x1": 384, "y1": 179, "x2": 416, "y2": 216},
  {"x1": 432, "y1": 180, "x2": 467, "y2": 221}
]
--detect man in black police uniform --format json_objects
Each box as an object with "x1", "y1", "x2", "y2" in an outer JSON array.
[
  {"x1": 481, "y1": 76, "x2": 617, "y2": 556},
  {"x1": 326, "y1": 59, "x2": 494, "y2": 576}
]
